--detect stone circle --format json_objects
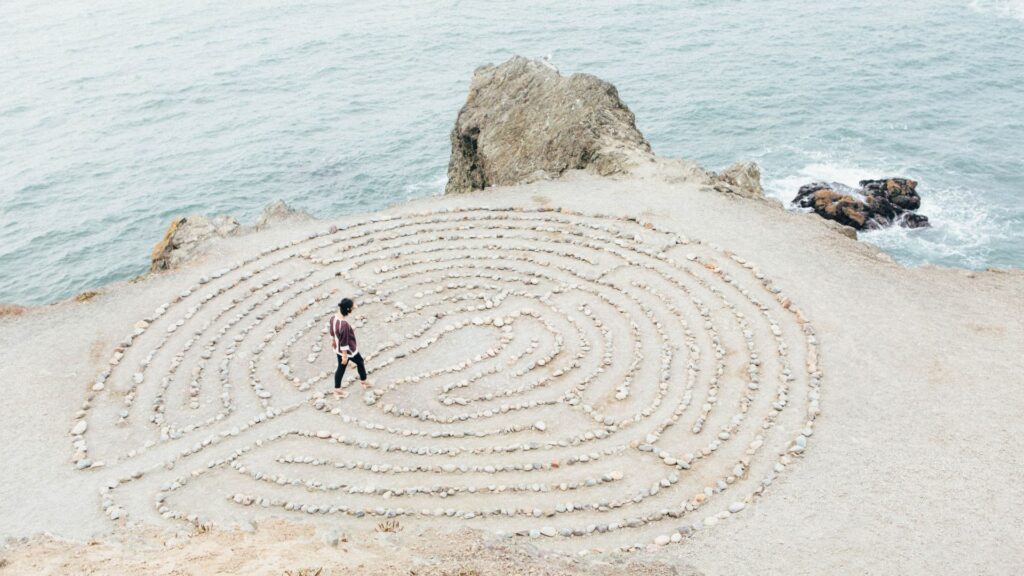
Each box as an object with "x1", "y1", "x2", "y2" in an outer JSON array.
[{"x1": 71, "y1": 206, "x2": 823, "y2": 553}]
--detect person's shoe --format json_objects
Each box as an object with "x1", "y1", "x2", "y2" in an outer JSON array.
[{"x1": 360, "y1": 380, "x2": 372, "y2": 390}]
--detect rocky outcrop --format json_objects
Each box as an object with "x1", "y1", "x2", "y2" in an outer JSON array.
[
  {"x1": 793, "y1": 178, "x2": 930, "y2": 231},
  {"x1": 708, "y1": 161, "x2": 764, "y2": 199},
  {"x1": 444, "y1": 56, "x2": 653, "y2": 194},
  {"x1": 255, "y1": 200, "x2": 312, "y2": 230},
  {"x1": 151, "y1": 201, "x2": 313, "y2": 272},
  {"x1": 150, "y1": 214, "x2": 240, "y2": 272},
  {"x1": 859, "y1": 178, "x2": 922, "y2": 211}
]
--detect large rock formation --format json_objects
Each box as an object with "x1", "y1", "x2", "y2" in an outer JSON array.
[
  {"x1": 444, "y1": 56, "x2": 653, "y2": 194},
  {"x1": 859, "y1": 178, "x2": 922, "y2": 211},
  {"x1": 793, "y1": 178, "x2": 930, "y2": 231}
]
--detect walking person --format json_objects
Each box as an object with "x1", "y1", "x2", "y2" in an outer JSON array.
[{"x1": 328, "y1": 297, "x2": 370, "y2": 398}]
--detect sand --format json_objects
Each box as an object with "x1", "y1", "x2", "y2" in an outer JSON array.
[{"x1": 1, "y1": 162, "x2": 1021, "y2": 575}]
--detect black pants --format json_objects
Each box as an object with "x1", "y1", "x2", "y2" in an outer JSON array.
[{"x1": 335, "y1": 352, "x2": 366, "y2": 388}]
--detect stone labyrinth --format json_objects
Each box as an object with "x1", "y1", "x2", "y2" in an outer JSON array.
[{"x1": 72, "y1": 207, "x2": 823, "y2": 552}]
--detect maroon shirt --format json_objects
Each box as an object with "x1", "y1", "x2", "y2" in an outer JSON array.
[{"x1": 329, "y1": 316, "x2": 357, "y2": 355}]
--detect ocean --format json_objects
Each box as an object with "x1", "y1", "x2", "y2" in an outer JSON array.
[{"x1": 1, "y1": 0, "x2": 1022, "y2": 305}]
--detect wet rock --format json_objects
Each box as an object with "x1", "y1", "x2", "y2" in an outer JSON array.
[
  {"x1": 444, "y1": 56, "x2": 652, "y2": 194},
  {"x1": 795, "y1": 186, "x2": 870, "y2": 229},
  {"x1": 897, "y1": 211, "x2": 931, "y2": 228},
  {"x1": 859, "y1": 178, "x2": 921, "y2": 210},
  {"x1": 793, "y1": 179, "x2": 930, "y2": 231}
]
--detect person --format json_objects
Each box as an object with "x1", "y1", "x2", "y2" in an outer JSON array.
[{"x1": 328, "y1": 297, "x2": 369, "y2": 397}]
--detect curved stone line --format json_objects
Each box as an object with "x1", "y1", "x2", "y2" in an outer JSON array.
[{"x1": 74, "y1": 207, "x2": 822, "y2": 555}]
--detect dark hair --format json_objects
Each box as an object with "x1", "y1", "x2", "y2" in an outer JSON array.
[{"x1": 338, "y1": 298, "x2": 354, "y2": 316}]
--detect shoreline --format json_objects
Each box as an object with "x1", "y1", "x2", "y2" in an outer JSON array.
[
  {"x1": 1, "y1": 163, "x2": 1022, "y2": 574},
  {"x1": 3, "y1": 168, "x2": 1019, "y2": 315}
]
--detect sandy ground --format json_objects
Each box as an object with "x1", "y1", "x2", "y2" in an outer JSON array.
[
  {"x1": 1, "y1": 161, "x2": 1022, "y2": 575},
  {"x1": 0, "y1": 521, "x2": 693, "y2": 575}
]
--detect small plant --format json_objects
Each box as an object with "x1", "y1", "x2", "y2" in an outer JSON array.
[
  {"x1": 375, "y1": 518, "x2": 402, "y2": 533},
  {"x1": 192, "y1": 521, "x2": 213, "y2": 535}
]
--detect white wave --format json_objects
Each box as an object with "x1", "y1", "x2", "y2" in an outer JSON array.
[
  {"x1": 968, "y1": 0, "x2": 1024, "y2": 22},
  {"x1": 861, "y1": 185, "x2": 1007, "y2": 269},
  {"x1": 763, "y1": 161, "x2": 889, "y2": 206},
  {"x1": 402, "y1": 174, "x2": 448, "y2": 196}
]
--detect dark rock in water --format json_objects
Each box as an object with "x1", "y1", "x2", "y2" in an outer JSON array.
[
  {"x1": 897, "y1": 211, "x2": 931, "y2": 228},
  {"x1": 794, "y1": 187, "x2": 855, "y2": 227},
  {"x1": 859, "y1": 178, "x2": 922, "y2": 211},
  {"x1": 793, "y1": 178, "x2": 930, "y2": 231},
  {"x1": 793, "y1": 182, "x2": 833, "y2": 205}
]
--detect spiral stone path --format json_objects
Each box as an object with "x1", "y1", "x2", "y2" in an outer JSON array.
[{"x1": 70, "y1": 207, "x2": 822, "y2": 553}]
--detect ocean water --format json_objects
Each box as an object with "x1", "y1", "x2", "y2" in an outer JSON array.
[{"x1": 1, "y1": 0, "x2": 1022, "y2": 305}]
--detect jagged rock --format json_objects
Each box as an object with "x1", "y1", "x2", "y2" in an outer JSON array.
[
  {"x1": 255, "y1": 200, "x2": 312, "y2": 230},
  {"x1": 444, "y1": 56, "x2": 652, "y2": 194},
  {"x1": 809, "y1": 188, "x2": 873, "y2": 228},
  {"x1": 793, "y1": 179, "x2": 930, "y2": 231},
  {"x1": 150, "y1": 215, "x2": 240, "y2": 272},
  {"x1": 859, "y1": 178, "x2": 921, "y2": 211},
  {"x1": 709, "y1": 161, "x2": 764, "y2": 199}
]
